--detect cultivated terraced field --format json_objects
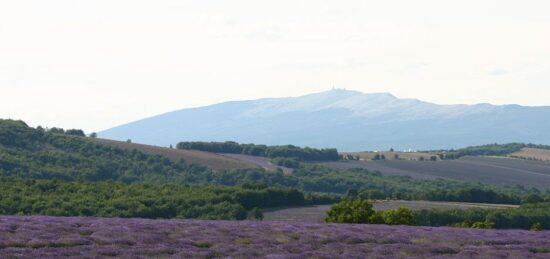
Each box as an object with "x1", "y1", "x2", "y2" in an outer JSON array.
[
  {"x1": 1, "y1": 216, "x2": 549, "y2": 258},
  {"x1": 511, "y1": 148, "x2": 550, "y2": 162},
  {"x1": 89, "y1": 138, "x2": 258, "y2": 171},
  {"x1": 263, "y1": 201, "x2": 519, "y2": 223},
  {"x1": 320, "y1": 156, "x2": 550, "y2": 189}
]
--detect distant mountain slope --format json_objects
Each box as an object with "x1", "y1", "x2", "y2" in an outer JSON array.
[{"x1": 100, "y1": 89, "x2": 550, "y2": 151}]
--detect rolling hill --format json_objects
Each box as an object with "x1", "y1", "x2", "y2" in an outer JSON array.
[
  {"x1": 320, "y1": 156, "x2": 550, "y2": 189},
  {"x1": 99, "y1": 89, "x2": 550, "y2": 151},
  {"x1": 4, "y1": 118, "x2": 550, "y2": 232},
  {"x1": 89, "y1": 138, "x2": 258, "y2": 171}
]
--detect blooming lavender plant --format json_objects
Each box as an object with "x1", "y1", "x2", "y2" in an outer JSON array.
[{"x1": 1, "y1": 216, "x2": 550, "y2": 258}]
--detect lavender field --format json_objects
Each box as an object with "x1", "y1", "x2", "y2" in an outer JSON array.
[{"x1": 1, "y1": 216, "x2": 550, "y2": 258}]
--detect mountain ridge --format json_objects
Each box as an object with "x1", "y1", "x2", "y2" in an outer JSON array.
[{"x1": 100, "y1": 89, "x2": 550, "y2": 151}]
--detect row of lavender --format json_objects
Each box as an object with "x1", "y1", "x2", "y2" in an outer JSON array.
[{"x1": 1, "y1": 216, "x2": 550, "y2": 258}]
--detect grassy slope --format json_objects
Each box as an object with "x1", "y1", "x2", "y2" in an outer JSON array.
[{"x1": 90, "y1": 138, "x2": 259, "y2": 171}]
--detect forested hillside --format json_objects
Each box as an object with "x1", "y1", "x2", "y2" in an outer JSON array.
[
  {"x1": 2, "y1": 119, "x2": 550, "y2": 221},
  {"x1": 0, "y1": 120, "x2": 208, "y2": 183},
  {"x1": 0, "y1": 119, "x2": 538, "y2": 201},
  {"x1": 0, "y1": 178, "x2": 318, "y2": 220}
]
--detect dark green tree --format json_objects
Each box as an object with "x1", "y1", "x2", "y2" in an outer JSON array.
[
  {"x1": 325, "y1": 199, "x2": 375, "y2": 224},
  {"x1": 247, "y1": 207, "x2": 264, "y2": 220},
  {"x1": 382, "y1": 207, "x2": 416, "y2": 225},
  {"x1": 531, "y1": 222, "x2": 542, "y2": 231}
]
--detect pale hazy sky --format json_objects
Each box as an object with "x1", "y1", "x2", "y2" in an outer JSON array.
[{"x1": 1, "y1": 0, "x2": 550, "y2": 132}]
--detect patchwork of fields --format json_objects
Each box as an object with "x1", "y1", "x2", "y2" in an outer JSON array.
[
  {"x1": 86, "y1": 139, "x2": 550, "y2": 190},
  {"x1": 263, "y1": 201, "x2": 519, "y2": 223},
  {"x1": 1, "y1": 216, "x2": 549, "y2": 258},
  {"x1": 320, "y1": 156, "x2": 550, "y2": 189}
]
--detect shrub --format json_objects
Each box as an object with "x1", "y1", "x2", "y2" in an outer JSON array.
[
  {"x1": 325, "y1": 199, "x2": 375, "y2": 224},
  {"x1": 271, "y1": 157, "x2": 301, "y2": 168},
  {"x1": 382, "y1": 207, "x2": 416, "y2": 226},
  {"x1": 247, "y1": 208, "x2": 264, "y2": 220},
  {"x1": 471, "y1": 220, "x2": 495, "y2": 229},
  {"x1": 531, "y1": 223, "x2": 542, "y2": 232}
]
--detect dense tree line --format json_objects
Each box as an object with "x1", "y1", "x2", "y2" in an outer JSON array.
[
  {"x1": 436, "y1": 143, "x2": 550, "y2": 160},
  {"x1": 325, "y1": 199, "x2": 415, "y2": 226},
  {"x1": 423, "y1": 188, "x2": 526, "y2": 204},
  {"x1": 353, "y1": 187, "x2": 525, "y2": 205},
  {"x1": 414, "y1": 202, "x2": 550, "y2": 230},
  {"x1": 0, "y1": 177, "x2": 325, "y2": 220},
  {"x1": 176, "y1": 141, "x2": 340, "y2": 161},
  {"x1": 295, "y1": 165, "x2": 549, "y2": 204},
  {"x1": 214, "y1": 166, "x2": 549, "y2": 205},
  {"x1": 47, "y1": 127, "x2": 86, "y2": 137},
  {"x1": 325, "y1": 198, "x2": 550, "y2": 230}
]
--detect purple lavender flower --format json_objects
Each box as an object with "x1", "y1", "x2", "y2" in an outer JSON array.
[{"x1": 1, "y1": 216, "x2": 549, "y2": 258}]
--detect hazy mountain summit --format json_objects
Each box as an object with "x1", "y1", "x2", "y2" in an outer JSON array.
[{"x1": 100, "y1": 89, "x2": 550, "y2": 151}]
